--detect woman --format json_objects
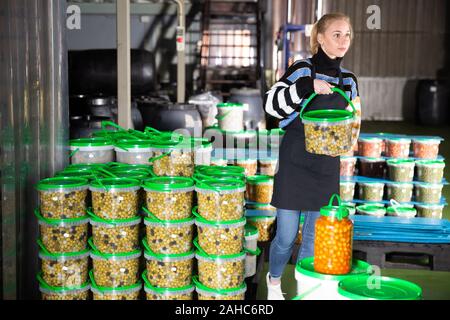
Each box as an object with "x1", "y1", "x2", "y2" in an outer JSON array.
[{"x1": 264, "y1": 13, "x2": 361, "y2": 300}]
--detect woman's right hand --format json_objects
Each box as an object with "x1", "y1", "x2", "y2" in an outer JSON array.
[{"x1": 313, "y1": 79, "x2": 334, "y2": 95}]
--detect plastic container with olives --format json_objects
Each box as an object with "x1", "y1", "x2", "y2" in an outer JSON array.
[
  {"x1": 90, "y1": 178, "x2": 141, "y2": 220},
  {"x1": 234, "y1": 158, "x2": 258, "y2": 177},
  {"x1": 415, "y1": 160, "x2": 445, "y2": 184},
  {"x1": 386, "y1": 182, "x2": 414, "y2": 203},
  {"x1": 258, "y1": 158, "x2": 278, "y2": 176},
  {"x1": 89, "y1": 238, "x2": 141, "y2": 288},
  {"x1": 143, "y1": 271, "x2": 194, "y2": 300},
  {"x1": 246, "y1": 175, "x2": 274, "y2": 204},
  {"x1": 143, "y1": 239, "x2": 194, "y2": 289},
  {"x1": 70, "y1": 138, "x2": 115, "y2": 164},
  {"x1": 143, "y1": 211, "x2": 194, "y2": 254},
  {"x1": 413, "y1": 138, "x2": 441, "y2": 159},
  {"x1": 114, "y1": 139, "x2": 154, "y2": 165},
  {"x1": 150, "y1": 141, "x2": 195, "y2": 177},
  {"x1": 37, "y1": 177, "x2": 89, "y2": 219},
  {"x1": 37, "y1": 273, "x2": 90, "y2": 300},
  {"x1": 340, "y1": 181, "x2": 356, "y2": 202},
  {"x1": 358, "y1": 182, "x2": 385, "y2": 202},
  {"x1": 386, "y1": 138, "x2": 411, "y2": 159},
  {"x1": 89, "y1": 210, "x2": 141, "y2": 254},
  {"x1": 340, "y1": 157, "x2": 357, "y2": 177},
  {"x1": 195, "y1": 179, "x2": 246, "y2": 222},
  {"x1": 358, "y1": 158, "x2": 386, "y2": 179},
  {"x1": 38, "y1": 240, "x2": 89, "y2": 288},
  {"x1": 387, "y1": 159, "x2": 415, "y2": 182},
  {"x1": 194, "y1": 276, "x2": 246, "y2": 300},
  {"x1": 36, "y1": 209, "x2": 88, "y2": 253},
  {"x1": 90, "y1": 271, "x2": 142, "y2": 300},
  {"x1": 143, "y1": 177, "x2": 194, "y2": 221},
  {"x1": 415, "y1": 204, "x2": 444, "y2": 219},
  {"x1": 358, "y1": 137, "x2": 383, "y2": 158},
  {"x1": 246, "y1": 216, "x2": 276, "y2": 242},
  {"x1": 415, "y1": 183, "x2": 444, "y2": 204},
  {"x1": 356, "y1": 204, "x2": 386, "y2": 217}
]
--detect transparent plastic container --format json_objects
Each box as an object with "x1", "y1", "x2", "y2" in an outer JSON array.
[
  {"x1": 415, "y1": 160, "x2": 445, "y2": 184},
  {"x1": 195, "y1": 179, "x2": 246, "y2": 222},
  {"x1": 415, "y1": 183, "x2": 443, "y2": 204},
  {"x1": 143, "y1": 213, "x2": 194, "y2": 254},
  {"x1": 194, "y1": 276, "x2": 246, "y2": 300},
  {"x1": 356, "y1": 204, "x2": 386, "y2": 217},
  {"x1": 340, "y1": 157, "x2": 357, "y2": 177},
  {"x1": 70, "y1": 138, "x2": 115, "y2": 164},
  {"x1": 38, "y1": 241, "x2": 89, "y2": 288},
  {"x1": 386, "y1": 182, "x2": 414, "y2": 203},
  {"x1": 386, "y1": 205, "x2": 417, "y2": 218},
  {"x1": 150, "y1": 140, "x2": 195, "y2": 177},
  {"x1": 89, "y1": 239, "x2": 141, "y2": 288},
  {"x1": 246, "y1": 175, "x2": 274, "y2": 204},
  {"x1": 194, "y1": 208, "x2": 246, "y2": 255},
  {"x1": 89, "y1": 211, "x2": 141, "y2": 254},
  {"x1": 340, "y1": 182, "x2": 356, "y2": 202},
  {"x1": 36, "y1": 209, "x2": 88, "y2": 253},
  {"x1": 143, "y1": 271, "x2": 194, "y2": 300},
  {"x1": 216, "y1": 103, "x2": 244, "y2": 132},
  {"x1": 195, "y1": 142, "x2": 213, "y2": 166},
  {"x1": 295, "y1": 216, "x2": 305, "y2": 245},
  {"x1": 195, "y1": 242, "x2": 246, "y2": 290},
  {"x1": 358, "y1": 158, "x2": 386, "y2": 179},
  {"x1": 258, "y1": 158, "x2": 278, "y2": 176},
  {"x1": 386, "y1": 138, "x2": 411, "y2": 159},
  {"x1": 90, "y1": 271, "x2": 142, "y2": 300},
  {"x1": 314, "y1": 195, "x2": 353, "y2": 275},
  {"x1": 143, "y1": 239, "x2": 194, "y2": 289},
  {"x1": 387, "y1": 159, "x2": 415, "y2": 182},
  {"x1": 234, "y1": 158, "x2": 258, "y2": 177},
  {"x1": 244, "y1": 225, "x2": 259, "y2": 252},
  {"x1": 114, "y1": 139, "x2": 154, "y2": 165},
  {"x1": 358, "y1": 182, "x2": 385, "y2": 202},
  {"x1": 413, "y1": 138, "x2": 441, "y2": 159},
  {"x1": 416, "y1": 204, "x2": 444, "y2": 219},
  {"x1": 89, "y1": 178, "x2": 141, "y2": 220},
  {"x1": 38, "y1": 274, "x2": 90, "y2": 300},
  {"x1": 246, "y1": 216, "x2": 276, "y2": 242},
  {"x1": 143, "y1": 177, "x2": 194, "y2": 221},
  {"x1": 358, "y1": 137, "x2": 383, "y2": 158},
  {"x1": 37, "y1": 177, "x2": 89, "y2": 219}
]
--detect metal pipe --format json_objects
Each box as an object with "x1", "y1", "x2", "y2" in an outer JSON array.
[{"x1": 173, "y1": 0, "x2": 186, "y2": 103}]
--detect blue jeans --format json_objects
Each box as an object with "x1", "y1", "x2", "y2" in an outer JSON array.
[{"x1": 269, "y1": 209, "x2": 321, "y2": 279}]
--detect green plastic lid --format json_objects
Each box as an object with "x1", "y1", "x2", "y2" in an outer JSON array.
[
  {"x1": 413, "y1": 137, "x2": 441, "y2": 143},
  {"x1": 150, "y1": 139, "x2": 193, "y2": 150},
  {"x1": 37, "y1": 177, "x2": 89, "y2": 191},
  {"x1": 338, "y1": 276, "x2": 422, "y2": 300},
  {"x1": 387, "y1": 206, "x2": 417, "y2": 216},
  {"x1": 245, "y1": 225, "x2": 259, "y2": 237},
  {"x1": 217, "y1": 103, "x2": 244, "y2": 108},
  {"x1": 66, "y1": 163, "x2": 109, "y2": 170},
  {"x1": 194, "y1": 178, "x2": 246, "y2": 191},
  {"x1": 415, "y1": 160, "x2": 445, "y2": 167},
  {"x1": 198, "y1": 165, "x2": 245, "y2": 175},
  {"x1": 387, "y1": 159, "x2": 415, "y2": 166},
  {"x1": 302, "y1": 109, "x2": 353, "y2": 122},
  {"x1": 387, "y1": 137, "x2": 411, "y2": 143},
  {"x1": 89, "y1": 177, "x2": 140, "y2": 189},
  {"x1": 142, "y1": 238, "x2": 195, "y2": 260},
  {"x1": 246, "y1": 175, "x2": 273, "y2": 185},
  {"x1": 359, "y1": 157, "x2": 385, "y2": 163},
  {"x1": 143, "y1": 177, "x2": 194, "y2": 191},
  {"x1": 246, "y1": 215, "x2": 276, "y2": 221},
  {"x1": 296, "y1": 257, "x2": 372, "y2": 281},
  {"x1": 320, "y1": 194, "x2": 350, "y2": 220},
  {"x1": 110, "y1": 170, "x2": 149, "y2": 180},
  {"x1": 70, "y1": 137, "x2": 112, "y2": 147},
  {"x1": 193, "y1": 207, "x2": 246, "y2": 227},
  {"x1": 56, "y1": 170, "x2": 99, "y2": 180},
  {"x1": 356, "y1": 204, "x2": 386, "y2": 215},
  {"x1": 115, "y1": 139, "x2": 152, "y2": 149}
]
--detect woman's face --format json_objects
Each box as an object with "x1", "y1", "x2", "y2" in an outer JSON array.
[{"x1": 318, "y1": 19, "x2": 352, "y2": 58}]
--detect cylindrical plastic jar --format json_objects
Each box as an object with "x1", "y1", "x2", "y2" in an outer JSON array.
[
  {"x1": 415, "y1": 204, "x2": 444, "y2": 219},
  {"x1": 195, "y1": 244, "x2": 246, "y2": 290},
  {"x1": 216, "y1": 103, "x2": 244, "y2": 132},
  {"x1": 38, "y1": 242, "x2": 89, "y2": 288},
  {"x1": 194, "y1": 276, "x2": 247, "y2": 300},
  {"x1": 314, "y1": 195, "x2": 353, "y2": 275},
  {"x1": 415, "y1": 183, "x2": 443, "y2": 204},
  {"x1": 244, "y1": 225, "x2": 259, "y2": 252},
  {"x1": 340, "y1": 157, "x2": 357, "y2": 177},
  {"x1": 143, "y1": 214, "x2": 194, "y2": 254},
  {"x1": 195, "y1": 178, "x2": 246, "y2": 221},
  {"x1": 150, "y1": 140, "x2": 195, "y2": 177},
  {"x1": 70, "y1": 138, "x2": 115, "y2": 164},
  {"x1": 89, "y1": 239, "x2": 141, "y2": 288},
  {"x1": 358, "y1": 182, "x2": 385, "y2": 202},
  {"x1": 36, "y1": 209, "x2": 88, "y2": 253},
  {"x1": 89, "y1": 211, "x2": 141, "y2": 254},
  {"x1": 143, "y1": 271, "x2": 195, "y2": 300},
  {"x1": 258, "y1": 158, "x2": 278, "y2": 176},
  {"x1": 90, "y1": 271, "x2": 142, "y2": 300},
  {"x1": 246, "y1": 216, "x2": 276, "y2": 242},
  {"x1": 143, "y1": 177, "x2": 194, "y2": 221},
  {"x1": 244, "y1": 225, "x2": 260, "y2": 278},
  {"x1": 358, "y1": 137, "x2": 383, "y2": 158},
  {"x1": 413, "y1": 138, "x2": 441, "y2": 159},
  {"x1": 114, "y1": 139, "x2": 154, "y2": 165},
  {"x1": 340, "y1": 182, "x2": 356, "y2": 202},
  {"x1": 356, "y1": 204, "x2": 386, "y2": 217},
  {"x1": 246, "y1": 175, "x2": 274, "y2": 204},
  {"x1": 386, "y1": 138, "x2": 411, "y2": 159},
  {"x1": 37, "y1": 177, "x2": 89, "y2": 219},
  {"x1": 195, "y1": 141, "x2": 213, "y2": 166},
  {"x1": 387, "y1": 159, "x2": 415, "y2": 182},
  {"x1": 386, "y1": 206, "x2": 417, "y2": 218},
  {"x1": 89, "y1": 178, "x2": 141, "y2": 220},
  {"x1": 234, "y1": 158, "x2": 258, "y2": 177},
  {"x1": 358, "y1": 158, "x2": 386, "y2": 179},
  {"x1": 143, "y1": 240, "x2": 194, "y2": 289},
  {"x1": 38, "y1": 274, "x2": 90, "y2": 300},
  {"x1": 386, "y1": 182, "x2": 414, "y2": 203},
  {"x1": 415, "y1": 160, "x2": 445, "y2": 183},
  {"x1": 194, "y1": 209, "x2": 246, "y2": 255}
]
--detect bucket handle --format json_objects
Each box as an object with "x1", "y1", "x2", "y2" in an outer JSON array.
[
  {"x1": 148, "y1": 151, "x2": 172, "y2": 163},
  {"x1": 328, "y1": 194, "x2": 342, "y2": 207},
  {"x1": 299, "y1": 87, "x2": 356, "y2": 120}
]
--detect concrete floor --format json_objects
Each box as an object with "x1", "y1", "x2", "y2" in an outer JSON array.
[{"x1": 256, "y1": 121, "x2": 450, "y2": 300}]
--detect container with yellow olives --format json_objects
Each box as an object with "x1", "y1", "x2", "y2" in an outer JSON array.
[
  {"x1": 246, "y1": 215, "x2": 276, "y2": 242},
  {"x1": 193, "y1": 276, "x2": 246, "y2": 300},
  {"x1": 246, "y1": 175, "x2": 274, "y2": 204},
  {"x1": 149, "y1": 140, "x2": 195, "y2": 177},
  {"x1": 37, "y1": 273, "x2": 90, "y2": 300},
  {"x1": 89, "y1": 270, "x2": 142, "y2": 300},
  {"x1": 142, "y1": 271, "x2": 195, "y2": 300}
]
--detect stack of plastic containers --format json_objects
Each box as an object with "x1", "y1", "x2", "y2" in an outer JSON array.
[
  {"x1": 142, "y1": 177, "x2": 195, "y2": 300},
  {"x1": 88, "y1": 177, "x2": 143, "y2": 300},
  {"x1": 36, "y1": 177, "x2": 91, "y2": 300}
]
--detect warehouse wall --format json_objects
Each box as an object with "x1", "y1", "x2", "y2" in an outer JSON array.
[{"x1": 0, "y1": 0, "x2": 68, "y2": 300}]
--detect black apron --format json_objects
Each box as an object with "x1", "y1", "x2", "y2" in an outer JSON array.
[{"x1": 271, "y1": 65, "x2": 348, "y2": 211}]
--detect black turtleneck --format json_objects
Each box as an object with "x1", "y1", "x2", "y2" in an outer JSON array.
[{"x1": 310, "y1": 47, "x2": 343, "y2": 77}]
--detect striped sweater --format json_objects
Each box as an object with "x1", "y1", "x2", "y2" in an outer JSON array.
[{"x1": 264, "y1": 58, "x2": 360, "y2": 129}]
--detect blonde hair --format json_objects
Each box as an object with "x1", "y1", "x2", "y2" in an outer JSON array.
[{"x1": 310, "y1": 13, "x2": 353, "y2": 55}]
